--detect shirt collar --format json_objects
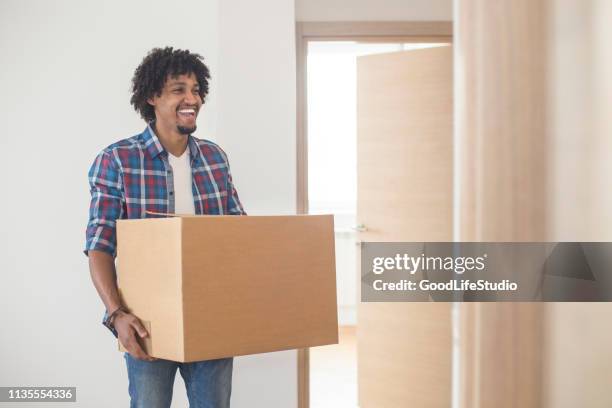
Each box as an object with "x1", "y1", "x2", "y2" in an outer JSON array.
[
  {"x1": 187, "y1": 134, "x2": 200, "y2": 163},
  {"x1": 142, "y1": 122, "x2": 199, "y2": 162},
  {"x1": 142, "y1": 123, "x2": 166, "y2": 159}
]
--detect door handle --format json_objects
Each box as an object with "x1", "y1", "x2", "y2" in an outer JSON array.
[{"x1": 352, "y1": 224, "x2": 368, "y2": 232}]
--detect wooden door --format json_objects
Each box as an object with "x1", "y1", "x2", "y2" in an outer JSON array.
[{"x1": 357, "y1": 45, "x2": 453, "y2": 408}]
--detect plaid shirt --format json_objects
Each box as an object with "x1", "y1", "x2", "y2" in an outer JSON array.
[{"x1": 85, "y1": 124, "x2": 245, "y2": 257}]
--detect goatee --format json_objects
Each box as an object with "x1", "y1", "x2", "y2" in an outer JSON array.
[{"x1": 177, "y1": 125, "x2": 196, "y2": 135}]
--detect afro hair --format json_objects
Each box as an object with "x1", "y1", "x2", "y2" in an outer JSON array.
[{"x1": 130, "y1": 47, "x2": 210, "y2": 122}]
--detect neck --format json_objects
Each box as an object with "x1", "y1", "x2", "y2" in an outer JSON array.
[{"x1": 153, "y1": 122, "x2": 188, "y2": 157}]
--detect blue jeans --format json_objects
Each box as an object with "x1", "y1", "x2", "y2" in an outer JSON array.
[{"x1": 124, "y1": 353, "x2": 233, "y2": 408}]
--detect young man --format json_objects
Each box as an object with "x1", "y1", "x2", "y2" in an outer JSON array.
[{"x1": 85, "y1": 47, "x2": 245, "y2": 408}]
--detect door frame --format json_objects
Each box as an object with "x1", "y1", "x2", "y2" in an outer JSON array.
[{"x1": 295, "y1": 21, "x2": 453, "y2": 408}]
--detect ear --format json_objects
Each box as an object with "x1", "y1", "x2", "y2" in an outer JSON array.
[{"x1": 147, "y1": 96, "x2": 156, "y2": 107}]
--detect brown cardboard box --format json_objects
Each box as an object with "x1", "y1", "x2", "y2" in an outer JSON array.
[{"x1": 116, "y1": 215, "x2": 338, "y2": 362}]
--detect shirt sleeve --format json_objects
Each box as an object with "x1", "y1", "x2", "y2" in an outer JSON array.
[
  {"x1": 218, "y1": 148, "x2": 246, "y2": 216},
  {"x1": 226, "y1": 168, "x2": 246, "y2": 216},
  {"x1": 84, "y1": 150, "x2": 125, "y2": 257}
]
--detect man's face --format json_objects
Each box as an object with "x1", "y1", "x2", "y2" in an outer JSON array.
[{"x1": 148, "y1": 72, "x2": 203, "y2": 135}]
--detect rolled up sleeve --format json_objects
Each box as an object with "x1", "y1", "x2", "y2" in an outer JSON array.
[
  {"x1": 227, "y1": 170, "x2": 246, "y2": 216},
  {"x1": 84, "y1": 150, "x2": 125, "y2": 257}
]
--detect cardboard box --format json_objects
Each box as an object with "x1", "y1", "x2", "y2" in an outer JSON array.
[{"x1": 116, "y1": 215, "x2": 338, "y2": 362}]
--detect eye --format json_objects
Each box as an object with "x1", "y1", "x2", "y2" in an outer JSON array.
[{"x1": 172, "y1": 88, "x2": 184, "y2": 94}]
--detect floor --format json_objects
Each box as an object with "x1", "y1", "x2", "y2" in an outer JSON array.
[{"x1": 310, "y1": 326, "x2": 357, "y2": 408}]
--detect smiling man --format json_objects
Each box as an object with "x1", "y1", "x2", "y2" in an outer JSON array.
[{"x1": 85, "y1": 47, "x2": 245, "y2": 408}]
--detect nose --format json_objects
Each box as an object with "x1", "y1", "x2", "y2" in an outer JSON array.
[{"x1": 184, "y1": 91, "x2": 200, "y2": 106}]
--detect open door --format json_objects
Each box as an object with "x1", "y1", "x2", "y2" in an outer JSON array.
[{"x1": 357, "y1": 46, "x2": 453, "y2": 407}]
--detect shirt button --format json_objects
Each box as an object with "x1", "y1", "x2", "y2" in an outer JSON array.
[{"x1": 169, "y1": 191, "x2": 174, "y2": 196}]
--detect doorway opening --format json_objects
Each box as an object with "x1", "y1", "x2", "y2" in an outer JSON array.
[{"x1": 305, "y1": 40, "x2": 449, "y2": 408}]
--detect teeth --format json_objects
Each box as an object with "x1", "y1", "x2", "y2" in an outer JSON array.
[{"x1": 178, "y1": 109, "x2": 195, "y2": 114}]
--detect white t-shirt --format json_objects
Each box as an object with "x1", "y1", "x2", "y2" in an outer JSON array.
[{"x1": 168, "y1": 149, "x2": 196, "y2": 215}]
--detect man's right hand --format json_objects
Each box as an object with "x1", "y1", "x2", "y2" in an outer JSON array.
[
  {"x1": 87, "y1": 251, "x2": 157, "y2": 362},
  {"x1": 113, "y1": 311, "x2": 157, "y2": 362}
]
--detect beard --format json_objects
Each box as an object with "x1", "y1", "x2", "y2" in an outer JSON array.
[{"x1": 177, "y1": 124, "x2": 197, "y2": 135}]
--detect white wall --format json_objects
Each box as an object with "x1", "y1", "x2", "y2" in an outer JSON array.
[
  {"x1": 296, "y1": 0, "x2": 452, "y2": 21},
  {"x1": 544, "y1": 1, "x2": 612, "y2": 407},
  {"x1": 0, "y1": 0, "x2": 296, "y2": 407},
  {"x1": 217, "y1": 0, "x2": 297, "y2": 216}
]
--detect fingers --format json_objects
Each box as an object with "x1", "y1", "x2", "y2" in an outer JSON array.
[
  {"x1": 122, "y1": 332, "x2": 157, "y2": 362},
  {"x1": 116, "y1": 315, "x2": 156, "y2": 362},
  {"x1": 130, "y1": 319, "x2": 149, "y2": 338},
  {"x1": 127, "y1": 339, "x2": 156, "y2": 362}
]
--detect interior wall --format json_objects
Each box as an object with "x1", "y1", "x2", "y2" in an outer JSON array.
[
  {"x1": 0, "y1": 0, "x2": 297, "y2": 407},
  {"x1": 296, "y1": 0, "x2": 452, "y2": 21},
  {"x1": 217, "y1": 0, "x2": 297, "y2": 216}
]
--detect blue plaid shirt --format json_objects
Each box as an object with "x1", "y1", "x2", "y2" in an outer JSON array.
[{"x1": 85, "y1": 124, "x2": 245, "y2": 257}]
